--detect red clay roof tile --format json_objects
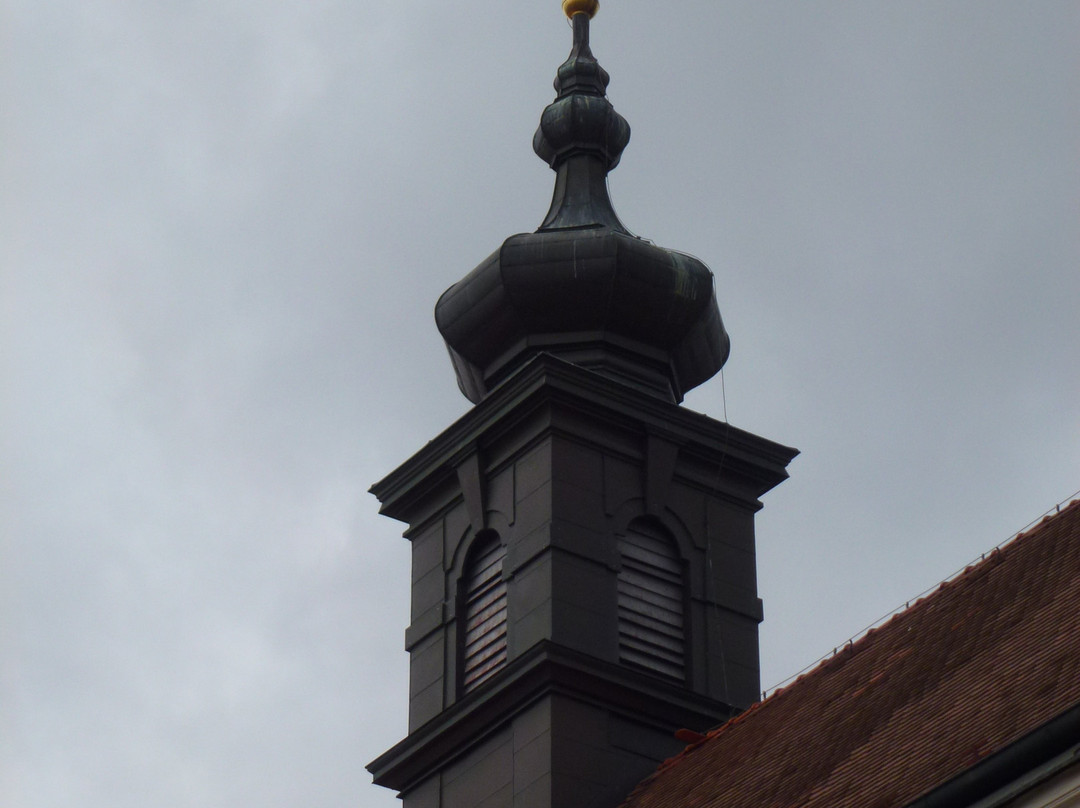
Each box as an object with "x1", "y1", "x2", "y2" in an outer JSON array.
[{"x1": 620, "y1": 500, "x2": 1080, "y2": 808}]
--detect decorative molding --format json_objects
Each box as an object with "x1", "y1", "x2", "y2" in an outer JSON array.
[
  {"x1": 456, "y1": 450, "x2": 487, "y2": 535},
  {"x1": 368, "y1": 641, "x2": 734, "y2": 794},
  {"x1": 370, "y1": 355, "x2": 798, "y2": 524},
  {"x1": 645, "y1": 434, "x2": 679, "y2": 516}
]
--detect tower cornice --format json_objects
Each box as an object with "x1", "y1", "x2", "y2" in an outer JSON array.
[
  {"x1": 368, "y1": 641, "x2": 736, "y2": 795},
  {"x1": 370, "y1": 354, "x2": 798, "y2": 527}
]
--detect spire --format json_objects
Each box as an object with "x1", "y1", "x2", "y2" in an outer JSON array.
[
  {"x1": 533, "y1": 5, "x2": 630, "y2": 231},
  {"x1": 435, "y1": 5, "x2": 731, "y2": 405}
]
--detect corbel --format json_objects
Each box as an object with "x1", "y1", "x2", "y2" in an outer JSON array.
[
  {"x1": 645, "y1": 433, "x2": 679, "y2": 516},
  {"x1": 455, "y1": 448, "x2": 487, "y2": 535}
]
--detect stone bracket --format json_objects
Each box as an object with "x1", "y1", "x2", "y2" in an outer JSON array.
[
  {"x1": 645, "y1": 433, "x2": 679, "y2": 516},
  {"x1": 455, "y1": 449, "x2": 487, "y2": 535}
]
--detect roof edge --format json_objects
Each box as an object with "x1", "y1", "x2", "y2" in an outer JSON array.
[{"x1": 903, "y1": 700, "x2": 1080, "y2": 808}]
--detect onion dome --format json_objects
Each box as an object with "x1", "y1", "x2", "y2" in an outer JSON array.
[{"x1": 435, "y1": 5, "x2": 730, "y2": 405}]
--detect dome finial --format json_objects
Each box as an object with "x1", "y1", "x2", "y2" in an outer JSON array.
[
  {"x1": 562, "y1": 0, "x2": 598, "y2": 19},
  {"x1": 533, "y1": 0, "x2": 629, "y2": 231},
  {"x1": 435, "y1": 5, "x2": 731, "y2": 405}
]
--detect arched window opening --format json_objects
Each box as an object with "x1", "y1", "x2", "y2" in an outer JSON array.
[
  {"x1": 617, "y1": 521, "x2": 686, "y2": 682},
  {"x1": 461, "y1": 533, "x2": 508, "y2": 693}
]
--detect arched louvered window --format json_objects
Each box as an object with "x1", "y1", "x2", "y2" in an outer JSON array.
[
  {"x1": 461, "y1": 533, "x2": 508, "y2": 693},
  {"x1": 617, "y1": 521, "x2": 686, "y2": 682}
]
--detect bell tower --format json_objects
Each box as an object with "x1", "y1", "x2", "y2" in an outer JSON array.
[{"x1": 367, "y1": 5, "x2": 797, "y2": 808}]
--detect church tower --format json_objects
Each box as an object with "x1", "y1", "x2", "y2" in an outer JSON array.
[{"x1": 368, "y1": 5, "x2": 797, "y2": 808}]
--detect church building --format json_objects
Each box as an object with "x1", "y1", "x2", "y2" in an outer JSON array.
[{"x1": 367, "y1": 4, "x2": 1080, "y2": 808}]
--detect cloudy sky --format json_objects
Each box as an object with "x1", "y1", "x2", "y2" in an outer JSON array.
[{"x1": 3, "y1": 2, "x2": 1078, "y2": 806}]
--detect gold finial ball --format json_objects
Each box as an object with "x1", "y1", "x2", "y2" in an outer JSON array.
[{"x1": 562, "y1": 0, "x2": 598, "y2": 19}]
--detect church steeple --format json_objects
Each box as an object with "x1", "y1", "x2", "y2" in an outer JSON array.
[{"x1": 369, "y1": 7, "x2": 796, "y2": 808}]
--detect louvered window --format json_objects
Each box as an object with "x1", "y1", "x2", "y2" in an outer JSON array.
[
  {"x1": 617, "y1": 522, "x2": 686, "y2": 681},
  {"x1": 462, "y1": 534, "x2": 508, "y2": 693}
]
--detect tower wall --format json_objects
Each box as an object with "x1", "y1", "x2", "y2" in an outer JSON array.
[{"x1": 369, "y1": 356, "x2": 796, "y2": 808}]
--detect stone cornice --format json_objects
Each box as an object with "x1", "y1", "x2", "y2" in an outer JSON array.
[
  {"x1": 367, "y1": 640, "x2": 735, "y2": 795},
  {"x1": 370, "y1": 354, "x2": 798, "y2": 525}
]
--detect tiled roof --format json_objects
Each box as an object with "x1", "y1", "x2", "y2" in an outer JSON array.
[{"x1": 621, "y1": 500, "x2": 1080, "y2": 808}]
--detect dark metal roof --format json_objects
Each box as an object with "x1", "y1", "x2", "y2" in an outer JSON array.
[{"x1": 435, "y1": 11, "x2": 730, "y2": 405}]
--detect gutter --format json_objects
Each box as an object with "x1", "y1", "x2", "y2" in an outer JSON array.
[{"x1": 904, "y1": 702, "x2": 1080, "y2": 808}]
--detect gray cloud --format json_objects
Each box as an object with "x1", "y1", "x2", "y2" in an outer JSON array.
[{"x1": 3, "y1": 2, "x2": 1077, "y2": 806}]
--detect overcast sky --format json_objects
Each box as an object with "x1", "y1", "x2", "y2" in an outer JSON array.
[{"x1": 3, "y1": 2, "x2": 1078, "y2": 807}]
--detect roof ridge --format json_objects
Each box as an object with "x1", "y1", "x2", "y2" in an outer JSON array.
[{"x1": 762, "y1": 496, "x2": 1080, "y2": 697}]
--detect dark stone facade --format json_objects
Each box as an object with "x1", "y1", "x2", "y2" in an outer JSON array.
[{"x1": 368, "y1": 355, "x2": 797, "y2": 808}]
